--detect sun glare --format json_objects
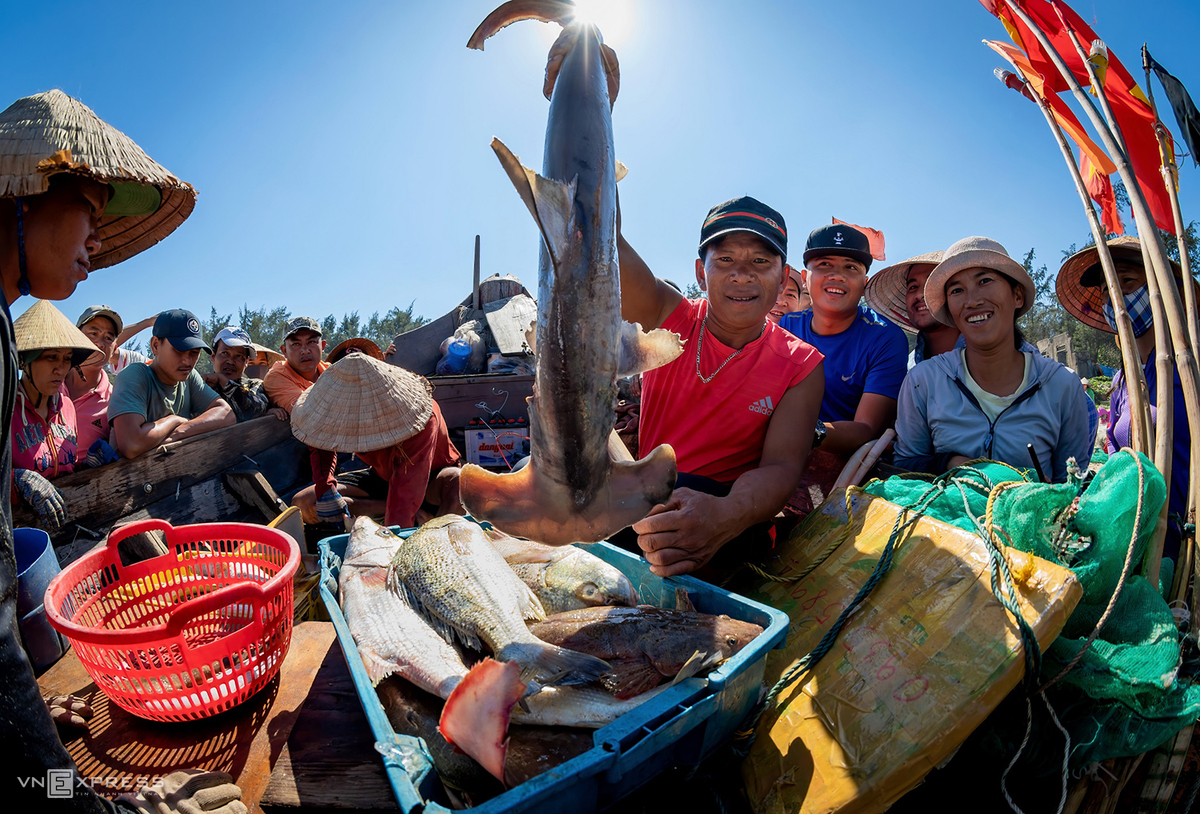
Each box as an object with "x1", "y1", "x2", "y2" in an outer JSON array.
[{"x1": 569, "y1": 0, "x2": 636, "y2": 49}]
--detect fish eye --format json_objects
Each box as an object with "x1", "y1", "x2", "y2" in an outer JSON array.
[
  {"x1": 726, "y1": 636, "x2": 739, "y2": 648},
  {"x1": 579, "y1": 583, "x2": 599, "y2": 600}
]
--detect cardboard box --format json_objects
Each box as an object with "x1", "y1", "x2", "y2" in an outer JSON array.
[{"x1": 465, "y1": 426, "x2": 530, "y2": 468}]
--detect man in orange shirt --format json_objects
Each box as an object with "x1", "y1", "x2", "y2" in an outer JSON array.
[{"x1": 263, "y1": 316, "x2": 345, "y2": 523}]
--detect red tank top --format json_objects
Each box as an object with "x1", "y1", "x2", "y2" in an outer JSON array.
[{"x1": 639, "y1": 298, "x2": 823, "y2": 483}]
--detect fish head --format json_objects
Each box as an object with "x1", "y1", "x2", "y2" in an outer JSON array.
[
  {"x1": 544, "y1": 551, "x2": 639, "y2": 609},
  {"x1": 712, "y1": 615, "x2": 765, "y2": 660}
]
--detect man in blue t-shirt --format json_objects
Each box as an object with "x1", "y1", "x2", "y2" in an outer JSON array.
[
  {"x1": 109, "y1": 308, "x2": 234, "y2": 458},
  {"x1": 779, "y1": 225, "x2": 908, "y2": 458}
]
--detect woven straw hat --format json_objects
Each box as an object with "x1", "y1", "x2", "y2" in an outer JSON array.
[
  {"x1": 250, "y1": 343, "x2": 284, "y2": 365},
  {"x1": 291, "y1": 354, "x2": 433, "y2": 453},
  {"x1": 924, "y1": 237, "x2": 1035, "y2": 326},
  {"x1": 326, "y1": 337, "x2": 383, "y2": 364},
  {"x1": 864, "y1": 250, "x2": 945, "y2": 333},
  {"x1": 1056, "y1": 236, "x2": 1184, "y2": 333},
  {"x1": 0, "y1": 90, "x2": 196, "y2": 270},
  {"x1": 14, "y1": 299, "x2": 105, "y2": 368}
]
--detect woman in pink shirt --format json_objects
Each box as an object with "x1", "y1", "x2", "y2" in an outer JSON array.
[{"x1": 10, "y1": 301, "x2": 104, "y2": 529}]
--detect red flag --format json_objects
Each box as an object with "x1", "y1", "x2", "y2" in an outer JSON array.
[
  {"x1": 980, "y1": 0, "x2": 1176, "y2": 234},
  {"x1": 1081, "y1": 151, "x2": 1125, "y2": 235},
  {"x1": 832, "y1": 218, "x2": 885, "y2": 261},
  {"x1": 987, "y1": 40, "x2": 1116, "y2": 176}
]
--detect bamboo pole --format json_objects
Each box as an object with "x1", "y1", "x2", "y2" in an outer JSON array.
[
  {"x1": 1000, "y1": 68, "x2": 1153, "y2": 454},
  {"x1": 1005, "y1": 2, "x2": 1200, "y2": 587}
]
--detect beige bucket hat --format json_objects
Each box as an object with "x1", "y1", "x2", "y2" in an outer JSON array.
[
  {"x1": 14, "y1": 299, "x2": 105, "y2": 368},
  {"x1": 864, "y1": 250, "x2": 945, "y2": 333},
  {"x1": 924, "y1": 237, "x2": 1035, "y2": 327},
  {"x1": 1056, "y1": 236, "x2": 1185, "y2": 333},
  {"x1": 291, "y1": 354, "x2": 433, "y2": 453},
  {"x1": 0, "y1": 90, "x2": 196, "y2": 270}
]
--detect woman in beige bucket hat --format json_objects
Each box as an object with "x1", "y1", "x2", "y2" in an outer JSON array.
[
  {"x1": 894, "y1": 236, "x2": 1093, "y2": 482},
  {"x1": 0, "y1": 92, "x2": 247, "y2": 812}
]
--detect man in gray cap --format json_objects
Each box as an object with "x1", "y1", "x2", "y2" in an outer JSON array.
[
  {"x1": 204, "y1": 325, "x2": 286, "y2": 423},
  {"x1": 108, "y1": 308, "x2": 234, "y2": 458}
]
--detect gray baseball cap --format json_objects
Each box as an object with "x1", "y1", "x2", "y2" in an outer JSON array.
[
  {"x1": 76, "y1": 305, "x2": 123, "y2": 335},
  {"x1": 282, "y1": 316, "x2": 322, "y2": 343}
]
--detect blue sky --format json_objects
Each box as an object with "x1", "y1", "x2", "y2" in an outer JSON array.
[{"x1": 4, "y1": 0, "x2": 1198, "y2": 336}]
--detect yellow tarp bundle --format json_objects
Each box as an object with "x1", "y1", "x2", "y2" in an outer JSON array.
[{"x1": 741, "y1": 488, "x2": 1083, "y2": 814}]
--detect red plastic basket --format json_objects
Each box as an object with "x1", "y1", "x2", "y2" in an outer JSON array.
[{"x1": 45, "y1": 519, "x2": 300, "y2": 722}]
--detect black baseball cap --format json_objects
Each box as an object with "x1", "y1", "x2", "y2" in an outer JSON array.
[
  {"x1": 153, "y1": 309, "x2": 211, "y2": 353},
  {"x1": 803, "y1": 224, "x2": 873, "y2": 271},
  {"x1": 698, "y1": 196, "x2": 787, "y2": 260}
]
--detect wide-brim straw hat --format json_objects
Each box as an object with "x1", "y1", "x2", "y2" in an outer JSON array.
[
  {"x1": 14, "y1": 299, "x2": 105, "y2": 368},
  {"x1": 326, "y1": 337, "x2": 383, "y2": 365},
  {"x1": 1056, "y1": 236, "x2": 1185, "y2": 333},
  {"x1": 0, "y1": 90, "x2": 196, "y2": 270},
  {"x1": 250, "y1": 343, "x2": 284, "y2": 365},
  {"x1": 925, "y1": 236, "x2": 1036, "y2": 327},
  {"x1": 864, "y1": 250, "x2": 945, "y2": 333},
  {"x1": 291, "y1": 354, "x2": 433, "y2": 453}
]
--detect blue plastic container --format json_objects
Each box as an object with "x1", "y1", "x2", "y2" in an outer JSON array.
[
  {"x1": 14, "y1": 527, "x2": 66, "y2": 670},
  {"x1": 319, "y1": 526, "x2": 788, "y2": 813}
]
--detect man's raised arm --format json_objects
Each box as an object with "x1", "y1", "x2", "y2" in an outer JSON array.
[{"x1": 617, "y1": 229, "x2": 682, "y2": 332}]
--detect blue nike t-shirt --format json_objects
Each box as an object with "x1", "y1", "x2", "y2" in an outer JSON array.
[{"x1": 779, "y1": 305, "x2": 909, "y2": 423}]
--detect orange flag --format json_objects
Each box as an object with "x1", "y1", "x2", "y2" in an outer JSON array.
[
  {"x1": 832, "y1": 218, "x2": 885, "y2": 261},
  {"x1": 979, "y1": 0, "x2": 1175, "y2": 234},
  {"x1": 1081, "y1": 151, "x2": 1125, "y2": 235}
]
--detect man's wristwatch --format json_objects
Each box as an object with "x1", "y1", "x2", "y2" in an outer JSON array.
[{"x1": 813, "y1": 421, "x2": 827, "y2": 449}]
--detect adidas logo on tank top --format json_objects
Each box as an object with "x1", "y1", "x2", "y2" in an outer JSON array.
[{"x1": 748, "y1": 396, "x2": 775, "y2": 416}]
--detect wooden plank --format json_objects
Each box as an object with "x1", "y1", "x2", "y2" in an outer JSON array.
[
  {"x1": 38, "y1": 621, "x2": 336, "y2": 813},
  {"x1": 261, "y1": 640, "x2": 397, "y2": 811},
  {"x1": 14, "y1": 417, "x2": 301, "y2": 541},
  {"x1": 226, "y1": 470, "x2": 288, "y2": 521},
  {"x1": 483, "y1": 294, "x2": 537, "y2": 355},
  {"x1": 429, "y1": 374, "x2": 534, "y2": 430}
]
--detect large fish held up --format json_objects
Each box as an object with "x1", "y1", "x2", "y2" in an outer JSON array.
[{"x1": 461, "y1": 0, "x2": 684, "y2": 545}]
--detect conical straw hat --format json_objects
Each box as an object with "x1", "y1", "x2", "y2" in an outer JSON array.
[
  {"x1": 291, "y1": 354, "x2": 433, "y2": 453},
  {"x1": 250, "y1": 343, "x2": 284, "y2": 365},
  {"x1": 1056, "y1": 236, "x2": 1185, "y2": 333},
  {"x1": 0, "y1": 90, "x2": 196, "y2": 270},
  {"x1": 864, "y1": 250, "x2": 944, "y2": 333},
  {"x1": 13, "y1": 299, "x2": 104, "y2": 368}
]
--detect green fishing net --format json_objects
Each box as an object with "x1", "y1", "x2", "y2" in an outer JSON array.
[{"x1": 864, "y1": 451, "x2": 1200, "y2": 769}]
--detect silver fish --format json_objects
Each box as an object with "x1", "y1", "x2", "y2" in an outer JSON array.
[
  {"x1": 387, "y1": 515, "x2": 609, "y2": 683},
  {"x1": 338, "y1": 517, "x2": 467, "y2": 697},
  {"x1": 461, "y1": 0, "x2": 684, "y2": 545},
  {"x1": 486, "y1": 530, "x2": 639, "y2": 614}
]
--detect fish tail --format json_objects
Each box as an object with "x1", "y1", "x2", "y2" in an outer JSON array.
[
  {"x1": 438, "y1": 659, "x2": 525, "y2": 784},
  {"x1": 460, "y1": 444, "x2": 677, "y2": 545},
  {"x1": 467, "y1": 0, "x2": 577, "y2": 50},
  {"x1": 497, "y1": 641, "x2": 610, "y2": 685}
]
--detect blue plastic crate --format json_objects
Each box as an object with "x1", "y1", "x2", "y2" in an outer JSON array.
[{"x1": 318, "y1": 525, "x2": 788, "y2": 813}]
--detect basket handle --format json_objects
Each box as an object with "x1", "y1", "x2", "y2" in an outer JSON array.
[
  {"x1": 163, "y1": 581, "x2": 270, "y2": 638},
  {"x1": 106, "y1": 519, "x2": 177, "y2": 555}
]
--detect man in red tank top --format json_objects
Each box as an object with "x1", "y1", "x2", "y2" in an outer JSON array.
[{"x1": 618, "y1": 196, "x2": 825, "y2": 577}]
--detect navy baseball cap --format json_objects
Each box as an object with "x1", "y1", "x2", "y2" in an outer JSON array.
[
  {"x1": 699, "y1": 196, "x2": 787, "y2": 260},
  {"x1": 153, "y1": 309, "x2": 211, "y2": 353},
  {"x1": 803, "y1": 224, "x2": 873, "y2": 270}
]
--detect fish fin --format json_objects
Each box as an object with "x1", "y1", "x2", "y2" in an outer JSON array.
[
  {"x1": 615, "y1": 160, "x2": 628, "y2": 183},
  {"x1": 675, "y1": 587, "x2": 696, "y2": 613},
  {"x1": 459, "y1": 445, "x2": 677, "y2": 545},
  {"x1": 467, "y1": 0, "x2": 576, "y2": 51},
  {"x1": 604, "y1": 657, "x2": 665, "y2": 700},
  {"x1": 490, "y1": 138, "x2": 578, "y2": 271},
  {"x1": 517, "y1": 581, "x2": 547, "y2": 622},
  {"x1": 438, "y1": 659, "x2": 526, "y2": 784},
  {"x1": 497, "y1": 642, "x2": 610, "y2": 685},
  {"x1": 616, "y1": 321, "x2": 685, "y2": 378},
  {"x1": 397, "y1": 581, "x2": 485, "y2": 653},
  {"x1": 360, "y1": 647, "x2": 399, "y2": 688},
  {"x1": 669, "y1": 650, "x2": 718, "y2": 687}
]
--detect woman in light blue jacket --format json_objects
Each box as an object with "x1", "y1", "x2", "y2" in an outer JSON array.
[{"x1": 894, "y1": 237, "x2": 1094, "y2": 482}]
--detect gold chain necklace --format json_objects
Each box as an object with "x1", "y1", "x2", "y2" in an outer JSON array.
[{"x1": 695, "y1": 313, "x2": 763, "y2": 383}]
